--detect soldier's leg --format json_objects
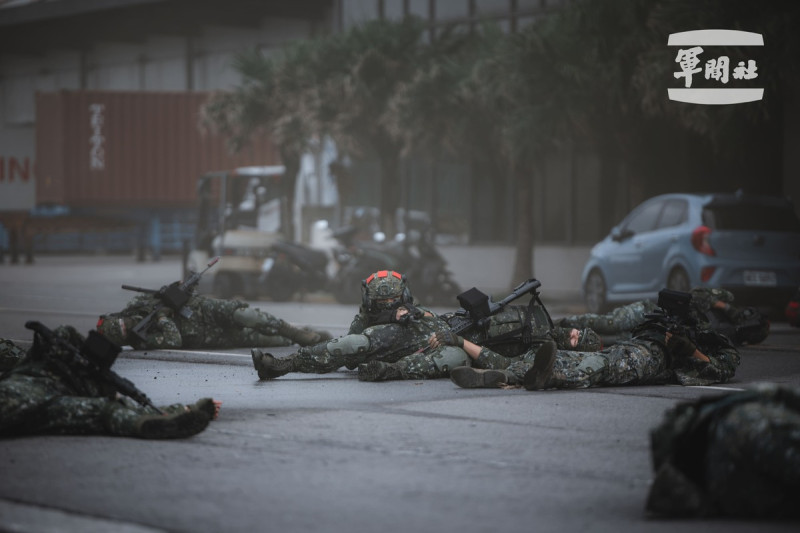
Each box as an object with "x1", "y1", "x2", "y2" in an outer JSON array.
[
  {"x1": 559, "y1": 301, "x2": 656, "y2": 335},
  {"x1": 506, "y1": 346, "x2": 610, "y2": 389},
  {"x1": 359, "y1": 346, "x2": 470, "y2": 382},
  {"x1": 233, "y1": 306, "x2": 328, "y2": 346},
  {"x1": 251, "y1": 334, "x2": 371, "y2": 379},
  {"x1": 230, "y1": 328, "x2": 294, "y2": 348}
]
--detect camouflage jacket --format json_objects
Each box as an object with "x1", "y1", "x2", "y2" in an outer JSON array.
[{"x1": 121, "y1": 293, "x2": 247, "y2": 349}]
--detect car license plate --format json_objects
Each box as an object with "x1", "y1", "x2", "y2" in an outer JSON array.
[{"x1": 743, "y1": 270, "x2": 776, "y2": 286}]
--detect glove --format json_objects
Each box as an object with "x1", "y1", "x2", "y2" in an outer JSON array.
[
  {"x1": 392, "y1": 305, "x2": 423, "y2": 325},
  {"x1": 434, "y1": 331, "x2": 464, "y2": 348},
  {"x1": 666, "y1": 334, "x2": 696, "y2": 360}
]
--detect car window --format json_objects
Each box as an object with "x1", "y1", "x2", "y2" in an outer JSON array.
[
  {"x1": 623, "y1": 200, "x2": 664, "y2": 234},
  {"x1": 656, "y1": 199, "x2": 688, "y2": 229},
  {"x1": 702, "y1": 205, "x2": 800, "y2": 232}
]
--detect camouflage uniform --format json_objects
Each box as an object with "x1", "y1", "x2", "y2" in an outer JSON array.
[
  {"x1": 646, "y1": 383, "x2": 800, "y2": 518},
  {"x1": 98, "y1": 293, "x2": 319, "y2": 349},
  {"x1": 558, "y1": 288, "x2": 768, "y2": 346},
  {"x1": 358, "y1": 303, "x2": 601, "y2": 381},
  {"x1": 500, "y1": 320, "x2": 740, "y2": 388},
  {"x1": 275, "y1": 307, "x2": 452, "y2": 375},
  {"x1": 0, "y1": 326, "x2": 212, "y2": 439},
  {"x1": 1, "y1": 338, "x2": 27, "y2": 371},
  {"x1": 253, "y1": 270, "x2": 453, "y2": 378}
]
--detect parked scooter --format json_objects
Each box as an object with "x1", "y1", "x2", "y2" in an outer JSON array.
[
  {"x1": 259, "y1": 240, "x2": 330, "y2": 301},
  {"x1": 330, "y1": 224, "x2": 461, "y2": 306}
]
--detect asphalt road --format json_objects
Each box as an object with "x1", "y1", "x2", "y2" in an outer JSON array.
[{"x1": 1, "y1": 255, "x2": 799, "y2": 533}]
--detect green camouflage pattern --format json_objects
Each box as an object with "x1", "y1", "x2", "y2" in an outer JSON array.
[
  {"x1": 288, "y1": 310, "x2": 451, "y2": 374},
  {"x1": 558, "y1": 300, "x2": 660, "y2": 335},
  {"x1": 101, "y1": 294, "x2": 294, "y2": 349},
  {"x1": 492, "y1": 321, "x2": 739, "y2": 388},
  {"x1": 351, "y1": 302, "x2": 596, "y2": 381},
  {"x1": 0, "y1": 338, "x2": 27, "y2": 371},
  {"x1": 0, "y1": 326, "x2": 192, "y2": 438},
  {"x1": 559, "y1": 288, "x2": 764, "y2": 346},
  {"x1": 647, "y1": 384, "x2": 800, "y2": 518}
]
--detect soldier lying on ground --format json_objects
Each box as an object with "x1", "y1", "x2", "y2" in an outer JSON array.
[
  {"x1": 449, "y1": 289, "x2": 741, "y2": 391},
  {"x1": 252, "y1": 270, "x2": 452, "y2": 378},
  {"x1": 646, "y1": 383, "x2": 800, "y2": 519},
  {"x1": 557, "y1": 287, "x2": 769, "y2": 346},
  {"x1": 252, "y1": 271, "x2": 601, "y2": 381},
  {"x1": 97, "y1": 291, "x2": 330, "y2": 350},
  {"x1": 0, "y1": 325, "x2": 220, "y2": 439}
]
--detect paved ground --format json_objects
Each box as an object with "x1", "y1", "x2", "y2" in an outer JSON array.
[{"x1": 0, "y1": 255, "x2": 798, "y2": 533}]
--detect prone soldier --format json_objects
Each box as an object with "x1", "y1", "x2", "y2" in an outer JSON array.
[
  {"x1": 0, "y1": 322, "x2": 219, "y2": 439},
  {"x1": 450, "y1": 288, "x2": 741, "y2": 391},
  {"x1": 96, "y1": 257, "x2": 330, "y2": 350}
]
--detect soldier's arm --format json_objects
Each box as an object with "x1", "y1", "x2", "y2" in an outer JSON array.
[
  {"x1": 143, "y1": 315, "x2": 183, "y2": 349},
  {"x1": 347, "y1": 313, "x2": 367, "y2": 335},
  {"x1": 696, "y1": 346, "x2": 741, "y2": 383}
]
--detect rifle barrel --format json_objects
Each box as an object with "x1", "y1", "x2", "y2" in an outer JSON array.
[{"x1": 121, "y1": 285, "x2": 159, "y2": 294}]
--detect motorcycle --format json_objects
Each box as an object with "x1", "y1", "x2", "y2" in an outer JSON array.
[
  {"x1": 330, "y1": 224, "x2": 461, "y2": 307},
  {"x1": 259, "y1": 239, "x2": 330, "y2": 301}
]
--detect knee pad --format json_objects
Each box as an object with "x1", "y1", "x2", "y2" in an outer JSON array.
[
  {"x1": 232, "y1": 307, "x2": 261, "y2": 328},
  {"x1": 326, "y1": 334, "x2": 370, "y2": 357},
  {"x1": 431, "y1": 346, "x2": 469, "y2": 373}
]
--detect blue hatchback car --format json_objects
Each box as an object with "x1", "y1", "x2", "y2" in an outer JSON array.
[{"x1": 581, "y1": 192, "x2": 800, "y2": 313}]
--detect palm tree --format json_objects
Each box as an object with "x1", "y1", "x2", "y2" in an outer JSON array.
[{"x1": 201, "y1": 41, "x2": 322, "y2": 239}]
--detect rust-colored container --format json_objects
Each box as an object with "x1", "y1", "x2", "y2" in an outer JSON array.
[{"x1": 35, "y1": 91, "x2": 279, "y2": 208}]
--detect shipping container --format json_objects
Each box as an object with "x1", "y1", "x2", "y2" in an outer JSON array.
[{"x1": 35, "y1": 90, "x2": 280, "y2": 208}]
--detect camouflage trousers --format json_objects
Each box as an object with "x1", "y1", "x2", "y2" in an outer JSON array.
[
  {"x1": 382, "y1": 345, "x2": 471, "y2": 380},
  {"x1": 504, "y1": 338, "x2": 668, "y2": 388},
  {"x1": 0, "y1": 372, "x2": 176, "y2": 437},
  {"x1": 559, "y1": 300, "x2": 659, "y2": 336},
  {"x1": 291, "y1": 320, "x2": 449, "y2": 374}
]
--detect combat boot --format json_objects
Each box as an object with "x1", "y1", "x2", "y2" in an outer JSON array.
[
  {"x1": 358, "y1": 360, "x2": 408, "y2": 382},
  {"x1": 251, "y1": 349, "x2": 296, "y2": 379},
  {"x1": 278, "y1": 320, "x2": 325, "y2": 346},
  {"x1": 522, "y1": 340, "x2": 557, "y2": 391},
  {"x1": 449, "y1": 367, "x2": 515, "y2": 388},
  {"x1": 134, "y1": 408, "x2": 211, "y2": 439}
]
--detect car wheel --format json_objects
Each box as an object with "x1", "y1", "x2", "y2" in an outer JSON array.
[
  {"x1": 584, "y1": 270, "x2": 608, "y2": 314},
  {"x1": 667, "y1": 267, "x2": 691, "y2": 293}
]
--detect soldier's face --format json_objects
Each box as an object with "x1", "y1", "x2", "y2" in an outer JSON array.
[
  {"x1": 373, "y1": 297, "x2": 400, "y2": 311},
  {"x1": 569, "y1": 328, "x2": 580, "y2": 348}
]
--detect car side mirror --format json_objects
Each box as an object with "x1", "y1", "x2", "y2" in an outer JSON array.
[{"x1": 611, "y1": 227, "x2": 633, "y2": 242}]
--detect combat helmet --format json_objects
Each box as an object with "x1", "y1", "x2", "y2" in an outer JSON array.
[
  {"x1": 362, "y1": 270, "x2": 413, "y2": 313},
  {"x1": 96, "y1": 314, "x2": 134, "y2": 346}
]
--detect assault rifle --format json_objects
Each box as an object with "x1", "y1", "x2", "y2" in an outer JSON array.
[
  {"x1": 642, "y1": 288, "x2": 699, "y2": 345},
  {"x1": 122, "y1": 256, "x2": 219, "y2": 342},
  {"x1": 446, "y1": 278, "x2": 543, "y2": 336},
  {"x1": 25, "y1": 321, "x2": 163, "y2": 414}
]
